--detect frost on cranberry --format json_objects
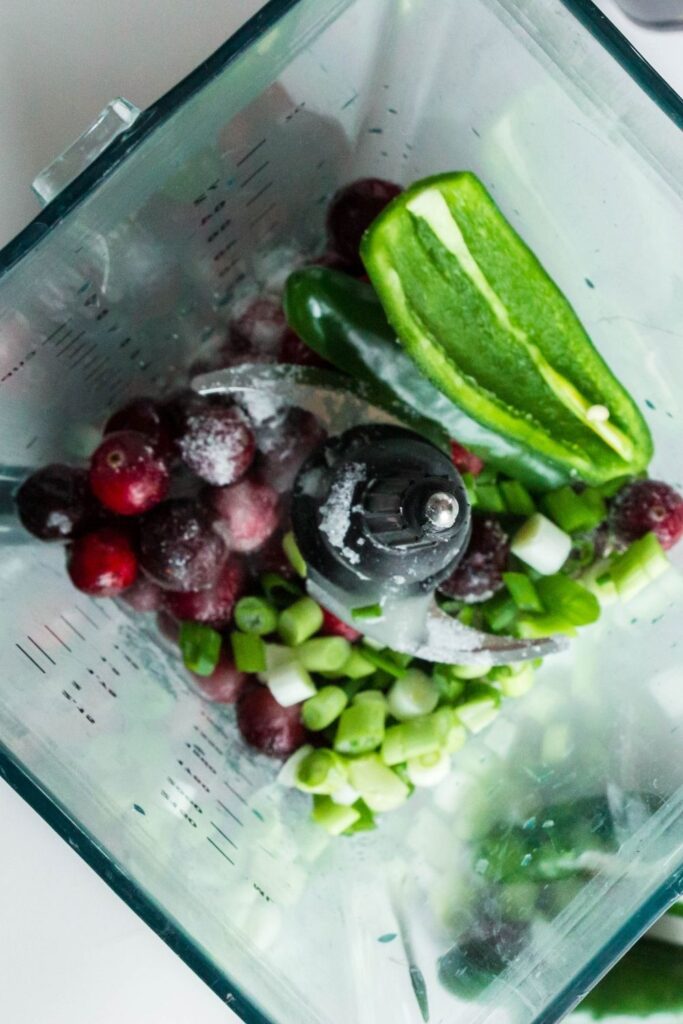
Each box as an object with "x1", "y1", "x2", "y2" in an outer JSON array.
[
  {"x1": 229, "y1": 296, "x2": 287, "y2": 358},
  {"x1": 16, "y1": 464, "x2": 95, "y2": 541},
  {"x1": 161, "y1": 389, "x2": 211, "y2": 446},
  {"x1": 209, "y1": 478, "x2": 280, "y2": 553},
  {"x1": 190, "y1": 648, "x2": 249, "y2": 704},
  {"x1": 254, "y1": 408, "x2": 326, "y2": 494},
  {"x1": 177, "y1": 403, "x2": 256, "y2": 486},
  {"x1": 104, "y1": 397, "x2": 174, "y2": 459},
  {"x1": 121, "y1": 575, "x2": 163, "y2": 612},
  {"x1": 438, "y1": 515, "x2": 510, "y2": 603},
  {"x1": 326, "y1": 178, "x2": 402, "y2": 271},
  {"x1": 237, "y1": 686, "x2": 308, "y2": 757},
  {"x1": 67, "y1": 527, "x2": 138, "y2": 597},
  {"x1": 610, "y1": 478, "x2": 683, "y2": 551},
  {"x1": 90, "y1": 430, "x2": 170, "y2": 516},
  {"x1": 279, "y1": 328, "x2": 327, "y2": 368},
  {"x1": 139, "y1": 498, "x2": 226, "y2": 591},
  {"x1": 163, "y1": 556, "x2": 246, "y2": 627}
]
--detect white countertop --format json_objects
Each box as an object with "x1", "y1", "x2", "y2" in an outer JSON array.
[{"x1": 0, "y1": 2, "x2": 681, "y2": 1022}]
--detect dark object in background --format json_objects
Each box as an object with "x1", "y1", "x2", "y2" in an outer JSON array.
[
  {"x1": 578, "y1": 938, "x2": 683, "y2": 1019},
  {"x1": 615, "y1": 0, "x2": 683, "y2": 23}
]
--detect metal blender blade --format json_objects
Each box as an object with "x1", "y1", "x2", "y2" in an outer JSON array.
[{"x1": 193, "y1": 364, "x2": 567, "y2": 664}]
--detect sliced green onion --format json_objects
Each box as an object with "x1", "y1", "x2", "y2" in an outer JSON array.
[
  {"x1": 344, "y1": 800, "x2": 376, "y2": 833},
  {"x1": 347, "y1": 754, "x2": 410, "y2": 812},
  {"x1": 295, "y1": 748, "x2": 348, "y2": 794},
  {"x1": 562, "y1": 536, "x2": 597, "y2": 575},
  {"x1": 516, "y1": 613, "x2": 577, "y2": 639},
  {"x1": 265, "y1": 652, "x2": 316, "y2": 706},
  {"x1": 282, "y1": 530, "x2": 307, "y2": 577},
  {"x1": 542, "y1": 485, "x2": 606, "y2": 534},
  {"x1": 490, "y1": 663, "x2": 536, "y2": 698},
  {"x1": 277, "y1": 744, "x2": 314, "y2": 787},
  {"x1": 381, "y1": 716, "x2": 442, "y2": 766},
  {"x1": 330, "y1": 782, "x2": 361, "y2": 806},
  {"x1": 351, "y1": 603, "x2": 383, "y2": 620},
  {"x1": 360, "y1": 645, "x2": 408, "y2": 678},
  {"x1": 311, "y1": 795, "x2": 361, "y2": 836},
  {"x1": 598, "y1": 474, "x2": 634, "y2": 499},
  {"x1": 448, "y1": 660, "x2": 492, "y2": 681},
  {"x1": 234, "y1": 596, "x2": 278, "y2": 636},
  {"x1": 387, "y1": 669, "x2": 439, "y2": 721},
  {"x1": 482, "y1": 592, "x2": 517, "y2": 633},
  {"x1": 461, "y1": 471, "x2": 478, "y2": 507},
  {"x1": 298, "y1": 636, "x2": 351, "y2": 672},
  {"x1": 301, "y1": 686, "x2": 348, "y2": 731},
  {"x1": 260, "y1": 572, "x2": 302, "y2": 607},
  {"x1": 230, "y1": 631, "x2": 266, "y2": 673},
  {"x1": 278, "y1": 597, "x2": 324, "y2": 646},
  {"x1": 334, "y1": 701, "x2": 386, "y2": 755},
  {"x1": 581, "y1": 559, "x2": 618, "y2": 607},
  {"x1": 511, "y1": 513, "x2": 572, "y2": 575},
  {"x1": 407, "y1": 749, "x2": 451, "y2": 788},
  {"x1": 430, "y1": 706, "x2": 467, "y2": 753},
  {"x1": 458, "y1": 605, "x2": 475, "y2": 627},
  {"x1": 432, "y1": 664, "x2": 465, "y2": 703},
  {"x1": 475, "y1": 482, "x2": 506, "y2": 514},
  {"x1": 499, "y1": 479, "x2": 536, "y2": 517},
  {"x1": 179, "y1": 621, "x2": 222, "y2": 677},
  {"x1": 503, "y1": 571, "x2": 543, "y2": 612},
  {"x1": 341, "y1": 648, "x2": 376, "y2": 680},
  {"x1": 353, "y1": 690, "x2": 388, "y2": 710},
  {"x1": 536, "y1": 573, "x2": 600, "y2": 626},
  {"x1": 477, "y1": 465, "x2": 499, "y2": 486},
  {"x1": 609, "y1": 532, "x2": 669, "y2": 602},
  {"x1": 455, "y1": 684, "x2": 501, "y2": 733}
]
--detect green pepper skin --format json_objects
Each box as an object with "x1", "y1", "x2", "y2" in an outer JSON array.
[
  {"x1": 284, "y1": 267, "x2": 572, "y2": 490},
  {"x1": 360, "y1": 172, "x2": 652, "y2": 487}
]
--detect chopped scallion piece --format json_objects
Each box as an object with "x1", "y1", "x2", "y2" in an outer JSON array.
[
  {"x1": 278, "y1": 597, "x2": 324, "y2": 646},
  {"x1": 179, "y1": 621, "x2": 221, "y2": 677},
  {"x1": 536, "y1": 573, "x2": 600, "y2": 626},
  {"x1": 260, "y1": 572, "x2": 302, "y2": 607},
  {"x1": 298, "y1": 636, "x2": 351, "y2": 672},
  {"x1": 302, "y1": 686, "x2": 348, "y2": 731},
  {"x1": 351, "y1": 602, "x2": 383, "y2": 620},
  {"x1": 387, "y1": 669, "x2": 439, "y2": 720},
  {"x1": 234, "y1": 596, "x2": 278, "y2": 636},
  {"x1": 334, "y1": 701, "x2": 386, "y2": 755},
  {"x1": 282, "y1": 531, "x2": 307, "y2": 577},
  {"x1": 295, "y1": 749, "x2": 348, "y2": 795},
  {"x1": 230, "y1": 631, "x2": 266, "y2": 673},
  {"x1": 609, "y1": 531, "x2": 669, "y2": 602},
  {"x1": 311, "y1": 795, "x2": 360, "y2": 835},
  {"x1": 499, "y1": 479, "x2": 536, "y2": 517},
  {"x1": 503, "y1": 571, "x2": 543, "y2": 612}
]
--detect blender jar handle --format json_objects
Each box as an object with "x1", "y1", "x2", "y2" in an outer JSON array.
[{"x1": 31, "y1": 97, "x2": 140, "y2": 206}]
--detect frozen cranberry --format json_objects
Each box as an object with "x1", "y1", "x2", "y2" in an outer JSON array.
[
  {"x1": 104, "y1": 397, "x2": 174, "y2": 459},
  {"x1": 308, "y1": 250, "x2": 358, "y2": 275},
  {"x1": 610, "y1": 478, "x2": 683, "y2": 551},
  {"x1": 161, "y1": 389, "x2": 211, "y2": 445},
  {"x1": 67, "y1": 527, "x2": 137, "y2": 596},
  {"x1": 209, "y1": 478, "x2": 280, "y2": 553},
  {"x1": 278, "y1": 328, "x2": 328, "y2": 368},
  {"x1": 90, "y1": 430, "x2": 170, "y2": 516},
  {"x1": 237, "y1": 686, "x2": 307, "y2": 758},
  {"x1": 254, "y1": 408, "x2": 326, "y2": 493},
  {"x1": 16, "y1": 464, "x2": 95, "y2": 541},
  {"x1": 162, "y1": 556, "x2": 246, "y2": 627},
  {"x1": 320, "y1": 606, "x2": 362, "y2": 642},
  {"x1": 249, "y1": 528, "x2": 295, "y2": 579},
  {"x1": 177, "y1": 404, "x2": 255, "y2": 486},
  {"x1": 450, "y1": 440, "x2": 485, "y2": 477},
  {"x1": 120, "y1": 575, "x2": 163, "y2": 612},
  {"x1": 326, "y1": 178, "x2": 402, "y2": 271},
  {"x1": 438, "y1": 515, "x2": 509, "y2": 603},
  {"x1": 229, "y1": 296, "x2": 287, "y2": 357},
  {"x1": 190, "y1": 649, "x2": 249, "y2": 704},
  {"x1": 139, "y1": 498, "x2": 226, "y2": 591}
]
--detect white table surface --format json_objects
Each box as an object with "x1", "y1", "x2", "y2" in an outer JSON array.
[{"x1": 0, "y1": 2, "x2": 681, "y2": 1022}]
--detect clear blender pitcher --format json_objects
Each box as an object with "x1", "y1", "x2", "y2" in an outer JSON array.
[{"x1": 1, "y1": 1, "x2": 682, "y2": 1022}]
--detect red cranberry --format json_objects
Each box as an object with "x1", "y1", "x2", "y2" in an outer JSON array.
[
  {"x1": 161, "y1": 389, "x2": 211, "y2": 446},
  {"x1": 438, "y1": 515, "x2": 510, "y2": 603},
  {"x1": 278, "y1": 328, "x2": 328, "y2": 368},
  {"x1": 254, "y1": 409, "x2": 326, "y2": 493},
  {"x1": 610, "y1": 478, "x2": 683, "y2": 551},
  {"x1": 190, "y1": 649, "x2": 249, "y2": 704},
  {"x1": 16, "y1": 464, "x2": 95, "y2": 541},
  {"x1": 450, "y1": 440, "x2": 485, "y2": 477},
  {"x1": 67, "y1": 527, "x2": 137, "y2": 596},
  {"x1": 139, "y1": 498, "x2": 226, "y2": 591},
  {"x1": 162, "y1": 556, "x2": 246, "y2": 627},
  {"x1": 249, "y1": 528, "x2": 295, "y2": 579},
  {"x1": 237, "y1": 686, "x2": 307, "y2": 758},
  {"x1": 209, "y1": 478, "x2": 280, "y2": 553},
  {"x1": 320, "y1": 606, "x2": 362, "y2": 642},
  {"x1": 307, "y1": 250, "x2": 358, "y2": 275},
  {"x1": 120, "y1": 575, "x2": 163, "y2": 612},
  {"x1": 326, "y1": 178, "x2": 402, "y2": 271},
  {"x1": 177, "y1": 404, "x2": 255, "y2": 486},
  {"x1": 90, "y1": 430, "x2": 170, "y2": 516},
  {"x1": 104, "y1": 397, "x2": 174, "y2": 459},
  {"x1": 229, "y1": 296, "x2": 287, "y2": 357}
]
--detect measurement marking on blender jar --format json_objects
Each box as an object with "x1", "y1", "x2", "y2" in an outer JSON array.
[
  {"x1": 201, "y1": 708, "x2": 230, "y2": 741},
  {"x1": 246, "y1": 182, "x2": 274, "y2": 208},
  {"x1": 59, "y1": 332, "x2": 86, "y2": 358},
  {"x1": 217, "y1": 801, "x2": 243, "y2": 827},
  {"x1": 44, "y1": 322, "x2": 69, "y2": 344},
  {"x1": 25, "y1": 435, "x2": 38, "y2": 450},
  {"x1": 218, "y1": 257, "x2": 241, "y2": 279},
  {"x1": 27, "y1": 636, "x2": 56, "y2": 665},
  {"x1": 60, "y1": 614, "x2": 85, "y2": 641},
  {"x1": 210, "y1": 822, "x2": 238, "y2": 849},
  {"x1": 44, "y1": 625, "x2": 71, "y2": 652},
  {"x1": 177, "y1": 759, "x2": 210, "y2": 793},
  {"x1": 341, "y1": 93, "x2": 358, "y2": 110},
  {"x1": 207, "y1": 837, "x2": 234, "y2": 865},
  {"x1": 240, "y1": 161, "x2": 270, "y2": 188},
  {"x1": 250, "y1": 202, "x2": 277, "y2": 229},
  {"x1": 224, "y1": 780, "x2": 248, "y2": 807},
  {"x1": 187, "y1": 743, "x2": 217, "y2": 776},
  {"x1": 236, "y1": 138, "x2": 266, "y2": 167},
  {"x1": 167, "y1": 776, "x2": 203, "y2": 812},
  {"x1": 74, "y1": 605, "x2": 99, "y2": 630},
  {"x1": 193, "y1": 726, "x2": 223, "y2": 757},
  {"x1": 70, "y1": 344, "x2": 99, "y2": 371},
  {"x1": 15, "y1": 644, "x2": 46, "y2": 674},
  {"x1": 161, "y1": 789, "x2": 198, "y2": 828}
]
